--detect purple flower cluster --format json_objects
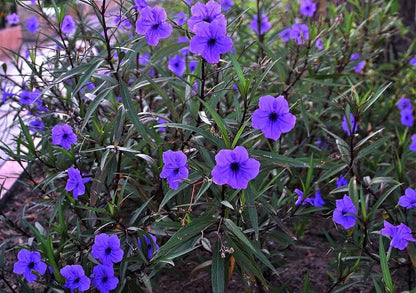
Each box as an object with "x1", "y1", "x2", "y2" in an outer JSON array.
[
  {"x1": 397, "y1": 97, "x2": 413, "y2": 127},
  {"x1": 136, "y1": 6, "x2": 172, "y2": 46},
  {"x1": 279, "y1": 23, "x2": 309, "y2": 45}
]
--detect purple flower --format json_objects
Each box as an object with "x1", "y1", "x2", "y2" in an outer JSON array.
[
  {"x1": 251, "y1": 95, "x2": 296, "y2": 141},
  {"x1": 80, "y1": 81, "x2": 95, "y2": 93},
  {"x1": 381, "y1": 221, "x2": 416, "y2": 250},
  {"x1": 91, "y1": 265, "x2": 119, "y2": 293},
  {"x1": 178, "y1": 36, "x2": 190, "y2": 55},
  {"x1": 139, "y1": 52, "x2": 150, "y2": 65},
  {"x1": 220, "y1": 0, "x2": 234, "y2": 11},
  {"x1": 134, "y1": 0, "x2": 148, "y2": 11},
  {"x1": 341, "y1": 113, "x2": 358, "y2": 136},
  {"x1": 2, "y1": 87, "x2": 13, "y2": 103},
  {"x1": 315, "y1": 38, "x2": 323, "y2": 50},
  {"x1": 20, "y1": 89, "x2": 40, "y2": 105},
  {"x1": 174, "y1": 11, "x2": 188, "y2": 26},
  {"x1": 184, "y1": 0, "x2": 194, "y2": 5},
  {"x1": 189, "y1": 21, "x2": 233, "y2": 64},
  {"x1": 6, "y1": 13, "x2": 20, "y2": 25},
  {"x1": 157, "y1": 118, "x2": 166, "y2": 132},
  {"x1": 26, "y1": 17, "x2": 40, "y2": 34},
  {"x1": 410, "y1": 134, "x2": 416, "y2": 151},
  {"x1": 13, "y1": 249, "x2": 47, "y2": 283},
  {"x1": 31, "y1": 0, "x2": 36, "y2": 3},
  {"x1": 138, "y1": 234, "x2": 160, "y2": 259},
  {"x1": 409, "y1": 57, "x2": 416, "y2": 66},
  {"x1": 295, "y1": 189, "x2": 324, "y2": 207},
  {"x1": 114, "y1": 17, "x2": 131, "y2": 32},
  {"x1": 160, "y1": 150, "x2": 189, "y2": 190},
  {"x1": 316, "y1": 137, "x2": 328, "y2": 148},
  {"x1": 65, "y1": 167, "x2": 91, "y2": 200},
  {"x1": 250, "y1": 14, "x2": 272, "y2": 35},
  {"x1": 333, "y1": 195, "x2": 357, "y2": 229},
  {"x1": 289, "y1": 23, "x2": 309, "y2": 45},
  {"x1": 91, "y1": 234, "x2": 124, "y2": 266},
  {"x1": 336, "y1": 175, "x2": 348, "y2": 188},
  {"x1": 189, "y1": 60, "x2": 197, "y2": 73},
  {"x1": 60, "y1": 265, "x2": 90, "y2": 292},
  {"x1": 294, "y1": 189, "x2": 305, "y2": 206},
  {"x1": 29, "y1": 119, "x2": 44, "y2": 133},
  {"x1": 135, "y1": 6, "x2": 172, "y2": 46},
  {"x1": 187, "y1": 0, "x2": 227, "y2": 33},
  {"x1": 51, "y1": 124, "x2": 77, "y2": 150},
  {"x1": 401, "y1": 109, "x2": 413, "y2": 127},
  {"x1": 313, "y1": 190, "x2": 325, "y2": 207},
  {"x1": 397, "y1": 97, "x2": 412, "y2": 111},
  {"x1": 168, "y1": 55, "x2": 186, "y2": 76},
  {"x1": 350, "y1": 54, "x2": 360, "y2": 60},
  {"x1": 354, "y1": 60, "x2": 365, "y2": 73},
  {"x1": 279, "y1": 28, "x2": 292, "y2": 42},
  {"x1": 61, "y1": 15, "x2": 76, "y2": 35},
  {"x1": 300, "y1": 0, "x2": 317, "y2": 17},
  {"x1": 211, "y1": 146, "x2": 260, "y2": 189},
  {"x1": 398, "y1": 188, "x2": 416, "y2": 209}
]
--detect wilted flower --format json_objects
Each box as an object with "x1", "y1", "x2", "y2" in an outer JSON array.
[
  {"x1": 6, "y1": 13, "x2": 20, "y2": 25},
  {"x1": 219, "y1": 0, "x2": 234, "y2": 11},
  {"x1": 65, "y1": 167, "x2": 91, "y2": 200},
  {"x1": 174, "y1": 11, "x2": 188, "y2": 26},
  {"x1": 294, "y1": 189, "x2": 305, "y2": 206},
  {"x1": 187, "y1": 0, "x2": 227, "y2": 32},
  {"x1": 336, "y1": 175, "x2": 348, "y2": 188},
  {"x1": 135, "y1": 6, "x2": 172, "y2": 46},
  {"x1": 398, "y1": 188, "x2": 416, "y2": 209},
  {"x1": 313, "y1": 190, "x2": 325, "y2": 207},
  {"x1": 300, "y1": 0, "x2": 316, "y2": 17},
  {"x1": 400, "y1": 109, "x2": 413, "y2": 127},
  {"x1": 397, "y1": 98, "x2": 412, "y2": 111},
  {"x1": 51, "y1": 124, "x2": 77, "y2": 149},
  {"x1": 160, "y1": 150, "x2": 189, "y2": 190},
  {"x1": 315, "y1": 38, "x2": 324, "y2": 50},
  {"x1": 333, "y1": 195, "x2": 357, "y2": 229},
  {"x1": 211, "y1": 146, "x2": 260, "y2": 189},
  {"x1": 92, "y1": 265, "x2": 119, "y2": 293},
  {"x1": 91, "y1": 234, "x2": 124, "y2": 266},
  {"x1": 13, "y1": 249, "x2": 47, "y2": 283},
  {"x1": 138, "y1": 234, "x2": 160, "y2": 259},
  {"x1": 189, "y1": 21, "x2": 233, "y2": 64},
  {"x1": 61, "y1": 15, "x2": 76, "y2": 35},
  {"x1": 168, "y1": 55, "x2": 186, "y2": 76},
  {"x1": 251, "y1": 95, "x2": 296, "y2": 141},
  {"x1": 250, "y1": 14, "x2": 272, "y2": 35},
  {"x1": 60, "y1": 265, "x2": 90, "y2": 292},
  {"x1": 289, "y1": 23, "x2": 309, "y2": 45},
  {"x1": 29, "y1": 119, "x2": 45, "y2": 133},
  {"x1": 410, "y1": 134, "x2": 416, "y2": 151},
  {"x1": 341, "y1": 113, "x2": 358, "y2": 136},
  {"x1": 381, "y1": 221, "x2": 416, "y2": 250},
  {"x1": 26, "y1": 16, "x2": 40, "y2": 34}
]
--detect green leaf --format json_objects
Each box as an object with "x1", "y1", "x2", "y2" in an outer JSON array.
[
  {"x1": 212, "y1": 240, "x2": 225, "y2": 293},
  {"x1": 199, "y1": 99, "x2": 231, "y2": 148},
  {"x1": 379, "y1": 236, "x2": 394, "y2": 293}
]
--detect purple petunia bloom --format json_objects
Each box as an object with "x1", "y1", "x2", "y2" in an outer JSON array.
[
  {"x1": 160, "y1": 150, "x2": 189, "y2": 190},
  {"x1": 279, "y1": 28, "x2": 292, "y2": 42},
  {"x1": 399, "y1": 188, "x2": 416, "y2": 209},
  {"x1": 219, "y1": 0, "x2": 234, "y2": 11},
  {"x1": 135, "y1": 0, "x2": 149, "y2": 11},
  {"x1": 289, "y1": 23, "x2": 309, "y2": 45},
  {"x1": 336, "y1": 175, "x2": 348, "y2": 188},
  {"x1": 341, "y1": 113, "x2": 358, "y2": 136},
  {"x1": 139, "y1": 52, "x2": 150, "y2": 65},
  {"x1": 410, "y1": 134, "x2": 416, "y2": 151},
  {"x1": 211, "y1": 146, "x2": 260, "y2": 189},
  {"x1": 300, "y1": 0, "x2": 317, "y2": 17},
  {"x1": 397, "y1": 97, "x2": 412, "y2": 111},
  {"x1": 29, "y1": 119, "x2": 45, "y2": 133},
  {"x1": 157, "y1": 118, "x2": 166, "y2": 132},
  {"x1": 187, "y1": 0, "x2": 227, "y2": 32},
  {"x1": 51, "y1": 124, "x2": 77, "y2": 150},
  {"x1": 401, "y1": 109, "x2": 413, "y2": 127},
  {"x1": 189, "y1": 60, "x2": 198, "y2": 73},
  {"x1": 189, "y1": 20, "x2": 233, "y2": 64},
  {"x1": 20, "y1": 89, "x2": 40, "y2": 105},
  {"x1": 91, "y1": 234, "x2": 124, "y2": 266},
  {"x1": 65, "y1": 167, "x2": 91, "y2": 200},
  {"x1": 333, "y1": 195, "x2": 357, "y2": 229},
  {"x1": 91, "y1": 265, "x2": 119, "y2": 293},
  {"x1": 26, "y1": 16, "x2": 40, "y2": 34},
  {"x1": 168, "y1": 55, "x2": 186, "y2": 76},
  {"x1": 6, "y1": 13, "x2": 20, "y2": 25},
  {"x1": 138, "y1": 234, "x2": 160, "y2": 259},
  {"x1": 316, "y1": 38, "x2": 324, "y2": 50},
  {"x1": 251, "y1": 95, "x2": 296, "y2": 141},
  {"x1": 13, "y1": 249, "x2": 47, "y2": 283},
  {"x1": 381, "y1": 221, "x2": 416, "y2": 250},
  {"x1": 61, "y1": 15, "x2": 76, "y2": 35},
  {"x1": 250, "y1": 14, "x2": 272, "y2": 35},
  {"x1": 135, "y1": 6, "x2": 172, "y2": 46},
  {"x1": 174, "y1": 11, "x2": 188, "y2": 26},
  {"x1": 354, "y1": 60, "x2": 365, "y2": 73},
  {"x1": 60, "y1": 265, "x2": 90, "y2": 292},
  {"x1": 409, "y1": 57, "x2": 416, "y2": 66}
]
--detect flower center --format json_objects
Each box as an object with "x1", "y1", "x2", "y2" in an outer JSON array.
[
  {"x1": 174, "y1": 168, "x2": 180, "y2": 174},
  {"x1": 208, "y1": 38, "x2": 216, "y2": 46},
  {"x1": 74, "y1": 277, "x2": 80, "y2": 283},
  {"x1": 102, "y1": 276, "x2": 108, "y2": 282},
  {"x1": 105, "y1": 247, "x2": 112, "y2": 255},
  {"x1": 28, "y1": 262, "x2": 35, "y2": 269},
  {"x1": 62, "y1": 133, "x2": 68, "y2": 139},
  {"x1": 152, "y1": 23, "x2": 160, "y2": 30},
  {"x1": 230, "y1": 162, "x2": 240, "y2": 172},
  {"x1": 174, "y1": 62, "x2": 179, "y2": 68},
  {"x1": 269, "y1": 112, "x2": 278, "y2": 122},
  {"x1": 203, "y1": 17, "x2": 212, "y2": 23}
]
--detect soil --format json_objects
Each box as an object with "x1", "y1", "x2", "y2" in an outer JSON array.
[{"x1": 0, "y1": 176, "x2": 412, "y2": 292}]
